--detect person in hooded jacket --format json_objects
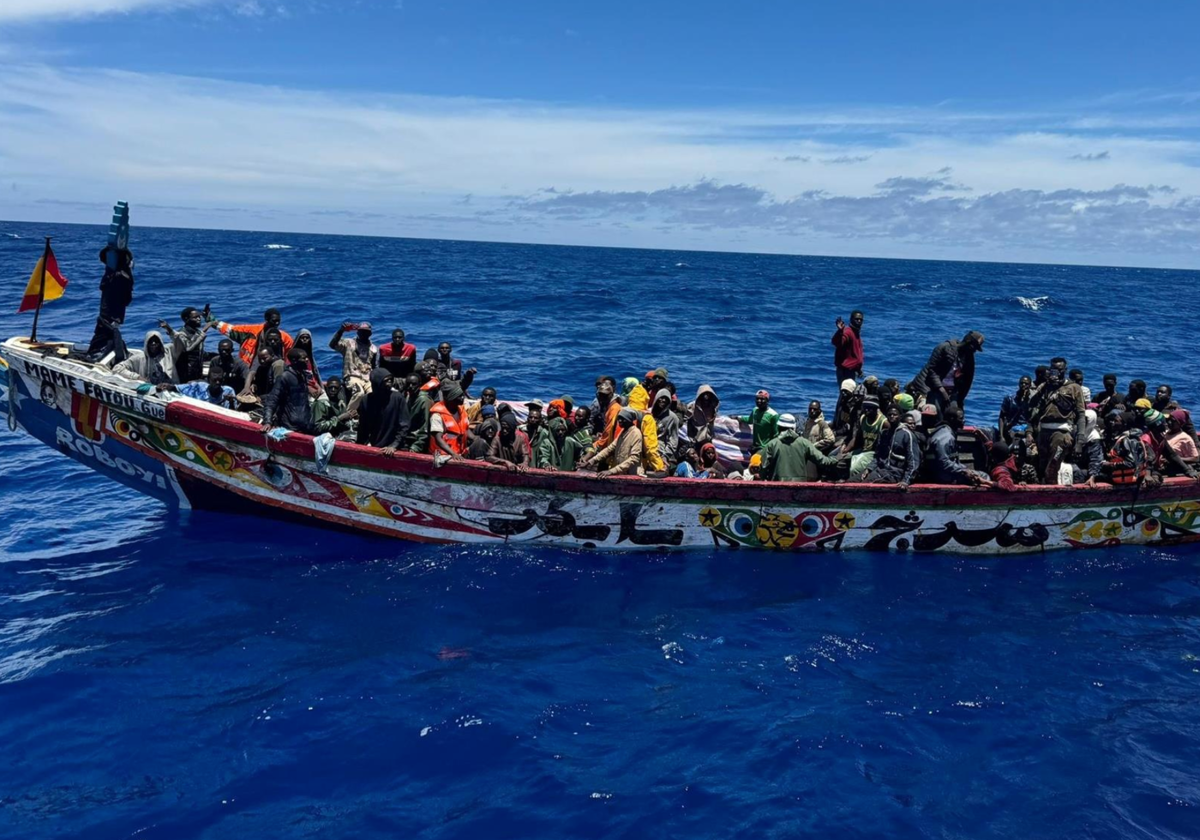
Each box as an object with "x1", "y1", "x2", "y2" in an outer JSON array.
[
  {"x1": 113, "y1": 331, "x2": 178, "y2": 385},
  {"x1": 649, "y1": 389, "x2": 680, "y2": 471},
  {"x1": 468, "y1": 417, "x2": 500, "y2": 460},
  {"x1": 686, "y1": 385, "x2": 720, "y2": 447},
  {"x1": 261, "y1": 348, "x2": 314, "y2": 433},
  {"x1": 292, "y1": 329, "x2": 323, "y2": 395},
  {"x1": 487, "y1": 412, "x2": 532, "y2": 469},
  {"x1": 357, "y1": 369, "x2": 411, "y2": 454},
  {"x1": 621, "y1": 377, "x2": 650, "y2": 412}
]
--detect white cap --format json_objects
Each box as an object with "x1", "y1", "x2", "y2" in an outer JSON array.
[{"x1": 778, "y1": 413, "x2": 797, "y2": 430}]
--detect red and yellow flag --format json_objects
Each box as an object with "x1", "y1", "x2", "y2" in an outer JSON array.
[{"x1": 18, "y1": 246, "x2": 69, "y2": 313}]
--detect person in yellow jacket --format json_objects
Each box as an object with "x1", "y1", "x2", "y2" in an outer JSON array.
[
  {"x1": 622, "y1": 377, "x2": 650, "y2": 412},
  {"x1": 640, "y1": 408, "x2": 666, "y2": 475}
]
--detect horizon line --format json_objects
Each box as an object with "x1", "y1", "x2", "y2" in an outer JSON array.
[{"x1": 2, "y1": 216, "x2": 1197, "y2": 275}]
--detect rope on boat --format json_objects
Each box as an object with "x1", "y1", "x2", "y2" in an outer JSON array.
[{"x1": 5, "y1": 361, "x2": 16, "y2": 433}]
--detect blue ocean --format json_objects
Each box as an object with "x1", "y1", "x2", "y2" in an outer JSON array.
[{"x1": 2, "y1": 221, "x2": 1199, "y2": 839}]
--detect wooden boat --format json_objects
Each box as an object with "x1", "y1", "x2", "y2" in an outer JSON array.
[{"x1": 5, "y1": 335, "x2": 1200, "y2": 554}]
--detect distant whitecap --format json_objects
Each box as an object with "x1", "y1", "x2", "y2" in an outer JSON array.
[{"x1": 264, "y1": 244, "x2": 293, "y2": 250}]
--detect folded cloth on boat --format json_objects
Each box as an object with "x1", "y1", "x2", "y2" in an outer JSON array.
[
  {"x1": 267, "y1": 427, "x2": 289, "y2": 441},
  {"x1": 313, "y1": 432, "x2": 335, "y2": 474}
]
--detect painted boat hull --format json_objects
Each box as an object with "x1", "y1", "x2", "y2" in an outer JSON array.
[{"x1": 6, "y1": 338, "x2": 1200, "y2": 554}]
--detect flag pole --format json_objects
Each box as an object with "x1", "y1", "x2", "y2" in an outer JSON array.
[{"x1": 30, "y1": 236, "x2": 50, "y2": 342}]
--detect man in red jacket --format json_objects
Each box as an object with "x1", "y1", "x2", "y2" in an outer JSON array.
[{"x1": 831, "y1": 310, "x2": 864, "y2": 388}]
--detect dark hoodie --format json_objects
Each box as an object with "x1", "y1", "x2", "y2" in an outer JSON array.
[{"x1": 357, "y1": 368, "x2": 411, "y2": 448}]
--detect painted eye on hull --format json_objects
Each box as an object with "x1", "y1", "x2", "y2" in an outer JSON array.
[
  {"x1": 729, "y1": 513, "x2": 754, "y2": 538},
  {"x1": 800, "y1": 515, "x2": 824, "y2": 537}
]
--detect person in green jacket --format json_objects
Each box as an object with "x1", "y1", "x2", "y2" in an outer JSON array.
[
  {"x1": 737, "y1": 389, "x2": 781, "y2": 454},
  {"x1": 403, "y1": 374, "x2": 434, "y2": 452},
  {"x1": 311, "y1": 375, "x2": 356, "y2": 437},
  {"x1": 761, "y1": 413, "x2": 841, "y2": 482}
]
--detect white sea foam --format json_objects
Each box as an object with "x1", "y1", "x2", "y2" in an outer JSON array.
[
  {"x1": 1016, "y1": 295, "x2": 1051, "y2": 311},
  {"x1": 264, "y1": 244, "x2": 293, "y2": 250}
]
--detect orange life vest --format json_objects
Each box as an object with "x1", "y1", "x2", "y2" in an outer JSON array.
[
  {"x1": 1107, "y1": 434, "x2": 1148, "y2": 485},
  {"x1": 428, "y1": 402, "x2": 469, "y2": 455}
]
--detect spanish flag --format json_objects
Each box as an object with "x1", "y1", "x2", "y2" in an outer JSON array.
[{"x1": 18, "y1": 244, "x2": 69, "y2": 313}]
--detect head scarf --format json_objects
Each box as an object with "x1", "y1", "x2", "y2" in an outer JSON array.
[
  {"x1": 622, "y1": 377, "x2": 639, "y2": 396},
  {"x1": 749, "y1": 452, "x2": 763, "y2": 468},
  {"x1": 1135, "y1": 398, "x2": 1153, "y2": 411},
  {"x1": 1082, "y1": 408, "x2": 1101, "y2": 443},
  {"x1": 1171, "y1": 409, "x2": 1189, "y2": 427},
  {"x1": 547, "y1": 398, "x2": 569, "y2": 421},
  {"x1": 906, "y1": 409, "x2": 923, "y2": 427},
  {"x1": 618, "y1": 407, "x2": 639, "y2": 425},
  {"x1": 895, "y1": 394, "x2": 915, "y2": 412},
  {"x1": 441, "y1": 380, "x2": 465, "y2": 402}
]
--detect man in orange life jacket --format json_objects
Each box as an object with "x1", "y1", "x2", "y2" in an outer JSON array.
[
  {"x1": 217, "y1": 307, "x2": 294, "y2": 366},
  {"x1": 429, "y1": 380, "x2": 469, "y2": 459}
]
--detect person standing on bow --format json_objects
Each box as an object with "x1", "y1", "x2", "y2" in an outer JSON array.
[
  {"x1": 159, "y1": 305, "x2": 216, "y2": 383},
  {"x1": 831, "y1": 310, "x2": 864, "y2": 388}
]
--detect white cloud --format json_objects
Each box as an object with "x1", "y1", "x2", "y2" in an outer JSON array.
[
  {"x1": 2, "y1": 63, "x2": 1200, "y2": 267},
  {"x1": 0, "y1": 0, "x2": 210, "y2": 22}
]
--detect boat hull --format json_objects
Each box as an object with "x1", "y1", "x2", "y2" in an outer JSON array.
[{"x1": 6, "y1": 338, "x2": 1200, "y2": 554}]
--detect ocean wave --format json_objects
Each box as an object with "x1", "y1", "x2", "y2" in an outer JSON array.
[
  {"x1": 4, "y1": 233, "x2": 20, "y2": 239},
  {"x1": 264, "y1": 244, "x2": 293, "y2": 250},
  {"x1": 983, "y1": 294, "x2": 1055, "y2": 312},
  {"x1": 890, "y1": 282, "x2": 915, "y2": 291}
]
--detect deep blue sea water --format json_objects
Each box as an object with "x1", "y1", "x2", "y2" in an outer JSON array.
[{"x1": 2, "y1": 221, "x2": 1200, "y2": 839}]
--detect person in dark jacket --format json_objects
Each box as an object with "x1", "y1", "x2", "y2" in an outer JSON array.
[
  {"x1": 468, "y1": 416, "x2": 500, "y2": 460},
  {"x1": 423, "y1": 342, "x2": 476, "y2": 391},
  {"x1": 911, "y1": 330, "x2": 984, "y2": 414},
  {"x1": 359, "y1": 368, "x2": 411, "y2": 454},
  {"x1": 866, "y1": 408, "x2": 921, "y2": 489},
  {"x1": 86, "y1": 245, "x2": 135, "y2": 358},
  {"x1": 312, "y1": 376, "x2": 355, "y2": 437},
  {"x1": 261, "y1": 348, "x2": 314, "y2": 433},
  {"x1": 831, "y1": 310, "x2": 864, "y2": 387},
  {"x1": 928, "y1": 405, "x2": 991, "y2": 486},
  {"x1": 212, "y1": 339, "x2": 250, "y2": 393},
  {"x1": 998, "y1": 375, "x2": 1033, "y2": 443}
]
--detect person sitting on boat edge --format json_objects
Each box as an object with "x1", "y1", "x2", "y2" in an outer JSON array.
[
  {"x1": 113, "y1": 330, "x2": 178, "y2": 386},
  {"x1": 329, "y1": 320, "x2": 378, "y2": 402},
  {"x1": 831, "y1": 310, "x2": 864, "y2": 388},
  {"x1": 737, "y1": 389, "x2": 780, "y2": 456},
  {"x1": 359, "y1": 369, "x2": 412, "y2": 455},
  {"x1": 312, "y1": 376, "x2": 356, "y2": 439},
  {"x1": 581, "y1": 408, "x2": 644, "y2": 477},
  {"x1": 217, "y1": 307, "x2": 293, "y2": 366},
  {"x1": 378, "y1": 328, "x2": 417, "y2": 379},
  {"x1": 865, "y1": 408, "x2": 921, "y2": 490},
  {"x1": 402, "y1": 374, "x2": 433, "y2": 452},
  {"x1": 429, "y1": 380, "x2": 470, "y2": 460},
  {"x1": 160, "y1": 366, "x2": 237, "y2": 409},
  {"x1": 261, "y1": 348, "x2": 314, "y2": 433},
  {"x1": 928, "y1": 405, "x2": 991, "y2": 487},
  {"x1": 1152, "y1": 384, "x2": 1199, "y2": 445},
  {"x1": 1166, "y1": 410, "x2": 1200, "y2": 471},
  {"x1": 761, "y1": 413, "x2": 840, "y2": 482},
  {"x1": 1140, "y1": 410, "x2": 1198, "y2": 484},
  {"x1": 486, "y1": 411, "x2": 531, "y2": 470}
]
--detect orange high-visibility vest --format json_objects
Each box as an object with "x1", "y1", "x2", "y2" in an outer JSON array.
[{"x1": 429, "y1": 402, "x2": 469, "y2": 455}]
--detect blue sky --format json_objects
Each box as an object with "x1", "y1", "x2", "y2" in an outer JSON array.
[{"x1": 2, "y1": 1, "x2": 1200, "y2": 267}]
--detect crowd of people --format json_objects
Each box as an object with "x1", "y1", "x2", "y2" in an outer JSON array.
[{"x1": 101, "y1": 304, "x2": 1199, "y2": 489}]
